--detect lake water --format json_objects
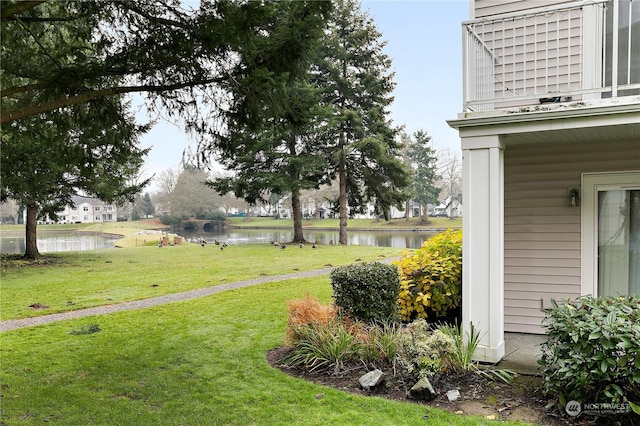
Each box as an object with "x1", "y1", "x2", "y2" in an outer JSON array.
[
  {"x1": 0, "y1": 233, "x2": 118, "y2": 255},
  {"x1": 179, "y1": 228, "x2": 434, "y2": 249},
  {"x1": 0, "y1": 228, "x2": 436, "y2": 254}
]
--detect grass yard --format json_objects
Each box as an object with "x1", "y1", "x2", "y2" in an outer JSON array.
[
  {"x1": 1, "y1": 244, "x2": 405, "y2": 320},
  {"x1": 0, "y1": 274, "x2": 529, "y2": 425}
]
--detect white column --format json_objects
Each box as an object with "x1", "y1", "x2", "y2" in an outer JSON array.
[{"x1": 462, "y1": 135, "x2": 505, "y2": 363}]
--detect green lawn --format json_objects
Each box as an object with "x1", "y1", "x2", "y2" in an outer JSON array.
[
  {"x1": 0, "y1": 274, "x2": 529, "y2": 425},
  {"x1": 1, "y1": 244, "x2": 405, "y2": 320}
]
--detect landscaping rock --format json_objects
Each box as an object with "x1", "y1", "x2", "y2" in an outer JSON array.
[
  {"x1": 358, "y1": 369, "x2": 385, "y2": 390},
  {"x1": 446, "y1": 389, "x2": 461, "y2": 402},
  {"x1": 409, "y1": 377, "x2": 437, "y2": 401}
]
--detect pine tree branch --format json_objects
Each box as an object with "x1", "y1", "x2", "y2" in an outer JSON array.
[
  {"x1": 0, "y1": 0, "x2": 47, "y2": 20},
  {"x1": 1, "y1": 78, "x2": 226, "y2": 124}
]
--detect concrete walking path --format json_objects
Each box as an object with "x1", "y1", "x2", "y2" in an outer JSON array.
[{"x1": 0, "y1": 266, "x2": 340, "y2": 332}]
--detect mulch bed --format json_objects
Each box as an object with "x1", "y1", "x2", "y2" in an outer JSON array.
[{"x1": 267, "y1": 346, "x2": 639, "y2": 426}]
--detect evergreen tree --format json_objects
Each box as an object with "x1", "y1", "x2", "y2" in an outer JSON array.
[
  {"x1": 1, "y1": 0, "x2": 331, "y2": 128},
  {"x1": 403, "y1": 130, "x2": 441, "y2": 222},
  {"x1": 203, "y1": 2, "x2": 332, "y2": 243},
  {"x1": 0, "y1": 96, "x2": 150, "y2": 259},
  {"x1": 312, "y1": 0, "x2": 409, "y2": 244},
  {"x1": 140, "y1": 193, "x2": 155, "y2": 218}
]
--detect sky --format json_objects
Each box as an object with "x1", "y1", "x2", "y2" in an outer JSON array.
[{"x1": 137, "y1": 1, "x2": 470, "y2": 192}]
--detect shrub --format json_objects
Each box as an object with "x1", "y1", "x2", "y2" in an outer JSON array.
[
  {"x1": 394, "y1": 229, "x2": 462, "y2": 322},
  {"x1": 395, "y1": 319, "x2": 455, "y2": 379},
  {"x1": 330, "y1": 262, "x2": 400, "y2": 324},
  {"x1": 199, "y1": 212, "x2": 227, "y2": 222},
  {"x1": 159, "y1": 215, "x2": 184, "y2": 226},
  {"x1": 538, "y1": 296, "x2": 640, "y2": 406}
]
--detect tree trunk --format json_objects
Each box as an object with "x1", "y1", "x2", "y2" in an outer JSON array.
[
  {"x1": 405, "y1": 199, "x2": 410, "y2": 222},
  {"x1": 418, "y1": 204, "x2": 428, "y2": 225},
  {"x1": 291, "y1": 190, "x2": 305, "y2": 243},
  {"x1": 25, "y1": 203, "x2": 40, "y2": 259},
  {"x1": 338, "y1": 149, "x2": 348, "y2": 245}
]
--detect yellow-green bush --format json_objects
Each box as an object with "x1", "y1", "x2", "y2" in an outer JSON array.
[{"x1": 394, "y1": 229, "x2": 462, "y2": 322}]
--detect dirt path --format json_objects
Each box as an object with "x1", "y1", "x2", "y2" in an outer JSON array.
[{"x1": 1, "y1": 266, "x2": 338, "y2": 332}]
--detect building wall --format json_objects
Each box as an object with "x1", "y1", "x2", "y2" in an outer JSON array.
[{"x1": 503, "y1": 137, "x2": 640, "y2": 333}]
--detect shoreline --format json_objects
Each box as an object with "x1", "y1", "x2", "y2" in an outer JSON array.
[{"x1": 224, "y1": 225, "x2": 456, "y2": 233}]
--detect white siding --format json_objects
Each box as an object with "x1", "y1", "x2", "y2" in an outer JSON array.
[
  {"x1": 504, "y1": 138, "x2": 640, "y2": 333},
  {"x1": 468, "y1": 2, "x2": 584, "y2": 108},
  {"x1": 474, "y1": 0, "x2": 573, "y2": 19}
]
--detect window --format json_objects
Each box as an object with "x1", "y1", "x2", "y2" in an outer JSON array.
[
  {"x1": 95, "y1": 215, "x2": 101, "y2": 221},
  {"x1": 582, "y1": 171, "x2": 640, "y2": 297},
  {"x1": 94, "y1": 206, "x2": 101, "y2": 212},
  {"x1": 83, "y1": 206, "x2": 89, "y2": 212}
]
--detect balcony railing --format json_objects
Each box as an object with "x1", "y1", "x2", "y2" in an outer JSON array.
[{"x1": 462, "y1": 0, "x2": 640, "y2": 112}]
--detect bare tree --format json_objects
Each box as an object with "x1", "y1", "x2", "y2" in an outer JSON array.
[
  {"x1": 436, "y1": 149, "x2": 463, "y2": 217},
  {"x1": 156, "y1": 168, "x2": 179, "y2": 197}
]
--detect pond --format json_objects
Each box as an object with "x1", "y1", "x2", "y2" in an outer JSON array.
[
  {"x1": 0, "y1": 233, "x2": 118, "y2": 255},
  {"x1": 179, "y1": 228, "x2": 434, "y2": 249},
  {"x1": 0, "y1": 228, "x2": 436, "y2": 254}
]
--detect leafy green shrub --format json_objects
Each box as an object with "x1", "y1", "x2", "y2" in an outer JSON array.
[
  {"x1": 394, "y1": 229, "x2": 462, "y2": 322},
  {"x1": 539, "y1": 296, "x2": 640, "y2": 406},
  {"x1": 395, "y1": 319, "x2": 455, "y2": 378},
  {"x1": 330, "y1": 262, "x2": 400, "y2": 324}
]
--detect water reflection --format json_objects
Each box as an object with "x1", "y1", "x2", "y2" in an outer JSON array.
[
  {"x1": 0, "y1": 233, "x2": 116, "y2": 254},
  {"x1": 0, "y1": 228, "x2": 436, "y2": 255},
  {"x1": 180, "y1": 228, "x2": 433, "y2": 249}
]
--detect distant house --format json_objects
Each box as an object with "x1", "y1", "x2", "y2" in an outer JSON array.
[
  {"x1": 448, "y1": 0, "x2": 639, "y2": 362},
  {"x1": 432, "y1": 196, "x2": 462, "y2": 218},
  {"x1": 36, "y1": 196, "x2": 117, "y2": 224}
]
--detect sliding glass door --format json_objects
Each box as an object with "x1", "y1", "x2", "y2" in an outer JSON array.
[
  {"x1": 582, "y1": 172, "x2": 640, "y2": 297},
  {"x1": 597, "y1": 189, "x2": 640, "y2": 296}
]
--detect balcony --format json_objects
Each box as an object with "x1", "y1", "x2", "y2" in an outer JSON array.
[{"x1": 462, "y1": 0, "x2": 640, "y2": 113}]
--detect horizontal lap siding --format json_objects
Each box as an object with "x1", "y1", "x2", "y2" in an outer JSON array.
[
  {"x1": 474, "y1": 0, "x2": 572, "y2": 19},
  {"x1": 504, "y1": 138, "x2": 640, "y2": 333}
]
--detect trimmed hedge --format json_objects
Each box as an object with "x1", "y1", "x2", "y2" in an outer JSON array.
[{"x1": 329, "y1": 262, "x2": 400, "y2": 324}]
